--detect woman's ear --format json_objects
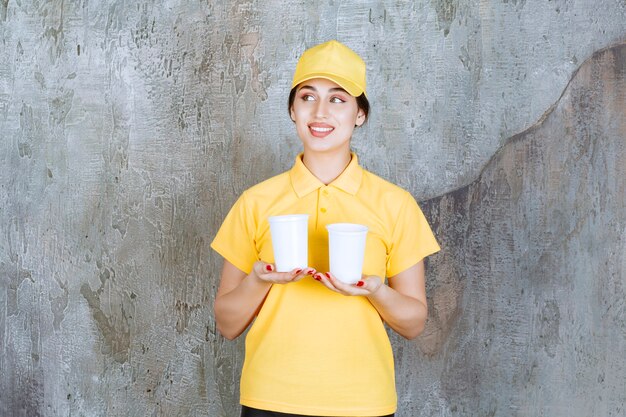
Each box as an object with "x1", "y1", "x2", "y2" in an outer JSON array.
[
  {"x1": 355, "y1": 109, "x2": 366, "y2": 127},
  {"x1": 290, "y1": 107, "x2": 296, "y2": 123}
]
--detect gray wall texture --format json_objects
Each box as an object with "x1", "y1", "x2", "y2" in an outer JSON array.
[{"x1": 0, "y1": 1, "x2": 625, "y2": 416}]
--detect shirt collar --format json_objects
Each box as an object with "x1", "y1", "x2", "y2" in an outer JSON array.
[{"x1": 290, "y1": 153, "x2": 363, "y2": 198}]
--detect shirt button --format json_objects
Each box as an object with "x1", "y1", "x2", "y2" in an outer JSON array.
[
  {"x1": 322, "y1": 190, "x2": 329, "y2": 196},
  {"x1": 320, "y1": 208, "x2": 327, "y2": 213}
]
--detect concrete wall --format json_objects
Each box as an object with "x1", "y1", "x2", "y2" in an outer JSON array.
[
  {"x1": 0, "y1": 1, "x2": 624, "y2": 416},
  {"x1": 413, "y1": 44, "x2": 626, "y2": 416}
]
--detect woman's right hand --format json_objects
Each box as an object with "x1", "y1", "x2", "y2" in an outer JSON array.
[{"x1": 252, "y1": 261, "x2": 316, "y2": 284}]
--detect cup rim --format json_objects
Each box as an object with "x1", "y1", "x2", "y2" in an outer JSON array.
[
  {"x1": 326, "y1": 223, "x2": 368, "y2": 233},
  {"x1": 268, "y1": 214, "x2": 310, "y2": 223}
]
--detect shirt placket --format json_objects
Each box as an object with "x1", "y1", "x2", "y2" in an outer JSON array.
[{"x1": 315, "y1": 186, "x2": 331, "y2": 230}]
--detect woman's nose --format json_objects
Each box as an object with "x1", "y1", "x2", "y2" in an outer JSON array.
[{"x1": 314, "y1": 100, "x2": 329, "y2": 118}]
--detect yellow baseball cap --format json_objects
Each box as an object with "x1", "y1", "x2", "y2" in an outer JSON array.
[{"x1": 291, "y1": 40, "x2": 367, "y2": 97}]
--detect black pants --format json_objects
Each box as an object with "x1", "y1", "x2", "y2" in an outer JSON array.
[{"x1": 240, "y1": 405, "x2": 394, "y2": 417}]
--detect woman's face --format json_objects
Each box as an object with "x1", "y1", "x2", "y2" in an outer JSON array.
[{"x1": 290, "y1": 78, "x2": 365, "y2": 156}]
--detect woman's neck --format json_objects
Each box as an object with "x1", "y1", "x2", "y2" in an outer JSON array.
[{"x1": 302, "y1": 151, "x2": 352, "y2": 185}]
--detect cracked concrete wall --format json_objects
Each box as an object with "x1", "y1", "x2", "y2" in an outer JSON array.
[{"x1": 0, "y1": 1, "x2": 624, "y2": 416}]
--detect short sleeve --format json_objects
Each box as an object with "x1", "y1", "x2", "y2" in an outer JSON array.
[
  {"x1": 210, "y1": 191, "x2": 258, "y2": 274},
  {"x1": 386, "y1": 191, "x2": 441, "y2": 277}
]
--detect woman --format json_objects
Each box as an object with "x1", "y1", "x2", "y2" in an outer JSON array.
[{"x1": 211, "y1": 40, "x2": 440, "y2": 417}]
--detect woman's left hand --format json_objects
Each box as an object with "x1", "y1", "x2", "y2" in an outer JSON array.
[{"x1": 313, "y1": 272, "x2": 383, "y2": 296}]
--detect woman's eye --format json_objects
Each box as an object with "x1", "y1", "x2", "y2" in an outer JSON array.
[
  {"x1": 301, "y1": 94, "x2": 315, "y2": 101},
  {"x1": 330, "y1": 96, "x2": 345, "y2": 103}
]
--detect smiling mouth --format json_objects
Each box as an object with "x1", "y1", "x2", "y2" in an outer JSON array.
[
  {"x1": 309, "y1": 123, "x2": 335, "y2": 139},
  {"x1": 310, "y1": 126, "x2": 333, "y2": 133}
]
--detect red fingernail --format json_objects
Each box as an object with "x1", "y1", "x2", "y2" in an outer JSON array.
[
  {"x1": 325, "y1": 272, "x2": 331, "y2": 279},
  {"x1": 356, "y1": 281, "x2": 364, "y2": 287},
  {"x1": 314, "y1": 274, "x2": 321, "y2": 281},
  {"x1": 265, "y1": 265, "x2": 273, "y2": 272},
  {"x1": 295, "y1": 269, "x2": 303, "y2": 275}
]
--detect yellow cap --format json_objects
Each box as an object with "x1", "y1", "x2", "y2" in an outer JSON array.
[{"x1": 291, "y1": 40, "x2": 366, "y2": 97}]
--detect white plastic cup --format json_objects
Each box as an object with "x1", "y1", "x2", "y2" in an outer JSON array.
[
  {"x1": 326, "y1": 223, "x2": 368, "y2": 284},
  {"x1": 268, "y1": 214, "x2": 309, "y2": 272}
]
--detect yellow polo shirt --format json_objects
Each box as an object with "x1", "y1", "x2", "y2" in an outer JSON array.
[{"x1": 211, "y1": 154, "x2": 440, "y2": 416}]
